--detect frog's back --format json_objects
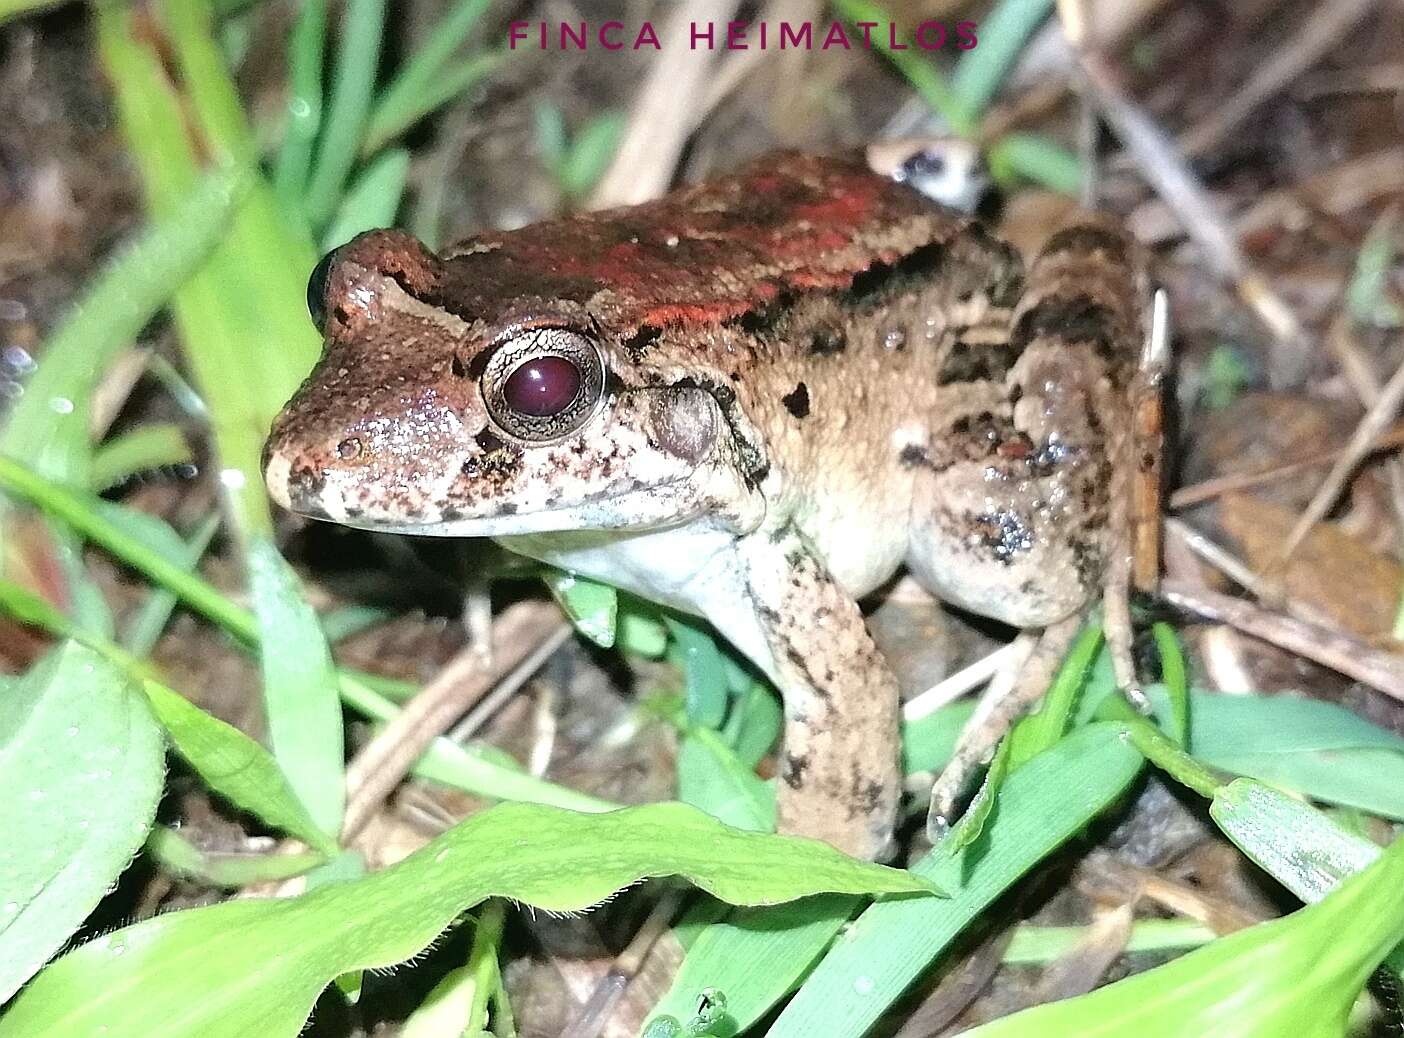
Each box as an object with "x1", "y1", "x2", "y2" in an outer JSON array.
[{"x1": 434, "y1": 151, "x2": 981, "y2": 341}]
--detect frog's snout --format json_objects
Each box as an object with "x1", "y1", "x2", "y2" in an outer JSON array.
[{"x1": 262, "y1": 441, "x2": 331, "y2": 520}]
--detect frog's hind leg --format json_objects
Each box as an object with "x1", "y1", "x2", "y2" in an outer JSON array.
[{"x1": 907, "y1": 214, "x2": 1150, "y2": 825}]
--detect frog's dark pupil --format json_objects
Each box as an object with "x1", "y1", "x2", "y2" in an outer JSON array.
[
  {"x1": 306, "y1": 249, "x2": 338, "y2": 331},
  {"x1": 502, "y1": 356, "x2": 581, "y2": 418}
]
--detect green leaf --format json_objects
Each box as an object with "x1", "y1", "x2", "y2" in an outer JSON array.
[
  {"x1": 544, "y1": 570, "x2": 618, "y2": 648},
  {"x1": 142, "y1": 681, "x2": 337, "y2": 855},
  {"x1": 1211, "y1": 779, "x2": 1381, "y2": 902},
  {"x1": 677, "y1": 726, "x2": 775, "y2": 832},
  {"x1": 667, "y1": 617, "x2": 729, "y2": 729},
  {"x1": 0, "y1": 643, "x2": 164, "y2": 1001},
  {"x1": 98, "y1": 1, "x2": 321, "y2": 535},
  {"x1": 271, "y1": 0, "x2": 326, "y2": 215},
  {"x1": 362, "y1": 0, "x2": 495, "y2": 155},
  {"x1": 647, "y1": 896, "x2": 857, "y2": 1035},
  {"x1": 962, "y1": 829, "x2": 1404, "y2": 1038},
  {"x1": 246, "y1": 537, "x2": 344, "y2": 836},
  {"x1": 831, "y1": 0, "x2": 970, "y2": 135},
  {"x1": 90, "y1": 424, "x2": 193, "y2": 491},
  {"x1": 950, "y1": 0, "x2": 1053, "y2": 123},
  {"x1": 302, "y1": 0, "x2": 386, "y2": 227},
  {"x1": 769, "y1": 723, "x2": 1144, "y2": 1037},
  {"x1": 0, "y1": 165, "x2": 247, "y2": 486},
  {"x1": 1, "y1": 802, "x2": 935, "y2": 1038},
  {"x1": 988, "y1": 132, "x2": 1083, "y2": 195},
  {"x1": 559, "y1": 111, "x2": 625, "y2": 198},
  {"x1": 320, "y1": 146, "x2": 409, "y2": 252},
  {"x1": 1009, "y1": 624, "x2": 1102, "y2": 766},
  {"x1": 145, "y1": 827, "x2": 324, "y2": 888}
]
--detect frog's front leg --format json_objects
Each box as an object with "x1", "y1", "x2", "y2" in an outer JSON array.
[{"x1": 737, "y1": 529, "x2": 901, "y2": 861}]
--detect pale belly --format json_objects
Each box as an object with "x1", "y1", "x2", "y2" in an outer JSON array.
[{"x1": 494, "y1": 522, "x2": 781, "y2": 683}]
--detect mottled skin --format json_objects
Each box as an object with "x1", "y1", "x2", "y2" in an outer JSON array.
[{"x1": 264, "y1": 150, "x2": 1146, "y2": 859}]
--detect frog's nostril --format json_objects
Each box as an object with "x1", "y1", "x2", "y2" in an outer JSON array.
[{"x1": 336, "y1": 436, "x2": 363, "y2": 460}]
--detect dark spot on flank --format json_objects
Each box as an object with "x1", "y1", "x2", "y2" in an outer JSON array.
[
  {"x1": 899, "y1": 444, "x2": 930, "y2": 468},
  {"x1": 937, "y1": 340, "x2": 1022, "y2": 385},
  {"x1": 497, "y1": 502, "x2": 518, "y2": 515},
  {"x1": 1011, "y1": 295, "x2": 1116, "y2": 355},
  {"x1": 809, "y1": 329, "x2": 846, "y2": 356},
  {"x1": 782, "y1": 382, "x2": 810, "y2": 419},
  {"x1": 783, "y1": 753, "x2": 811, "y2": 790},
  {"x1": 1043, "y1": 224, "x2": 1128, "y2": 263},
  {"x1": 475, "y1": 428, "x2": 504, "y2": 453},
  {"x1": 845, "y1": 242, "x2": 947, "y2": 307}
]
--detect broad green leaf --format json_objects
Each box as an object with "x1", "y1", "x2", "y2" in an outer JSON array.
[
  {"x1": 246, "y1": 537, "x2": 344, "y2": 836},
  {"x1": 142, "y1": 681, "x2": 336, "y2": 855},
  {"x1": 0, "y1": 643, "x2": 164, "y2": 1001},
  {"x1": 769, "y1": 723, "x2": 1143, "y2": 1037},
  {"x1": 616, "y1": 598, "x2": 669, "y2": 657},
  {"x1": 1, "y1": 802, "x2": 935, "y2": 1038},
  {"x1": 0, "y1": 569, "x2": 335, "y2": 855},
  {"x1": 724, "y1": 682, "x2": 782, "y2": 768},
  {"x1": 544, "y1": 570, "x2": 618, "y2": 647},
  {"x1": 963, "y1": 831, "x2": 1404, "y2": 1038}
]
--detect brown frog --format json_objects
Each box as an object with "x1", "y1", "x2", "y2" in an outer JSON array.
[{"x1": 263, "y1": 147, "x2": 1150, "y2": 860}]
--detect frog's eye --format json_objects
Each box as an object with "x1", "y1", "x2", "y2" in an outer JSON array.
[
  {"x1": 306, "y1": 247, "x2": 341, "y2": 333},
  {"x1": 481, "y1": 328, "x2": 605, "y2": 442}
]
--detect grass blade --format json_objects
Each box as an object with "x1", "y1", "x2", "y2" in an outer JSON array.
[
  {"x1": 950, "y1": 0, "x2": 1053, "y2": 122},
  {"x1": 246, "y1": 537, "x2": 344, "y2": 837},
  {"x1": 963, "y1": 830, "x2": 1404, "y2": 1038},
  {"x1": 362, "y1": 0, "x2": 492, "y2": 153},
  {"x1": 0, "y1": 166, "x2": 248, "y2": 486},
  {"x1": 90, "y1": 424, "x2": 193, "y2": 491},
  {"x1": 320, "y1": 146, "x2": 409, "y2": 251},
  {"x1": 769, "y1": 723, "x2": 1143, "y2": 1037},
  {"x1": 302, "y1": 0, "x2": 386, "y2": 227},
  {"x1": 271, "y1": 0, "x2": 327, "y2": 216}
]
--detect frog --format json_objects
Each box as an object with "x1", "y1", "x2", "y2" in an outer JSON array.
[{"x1": 263, "y1": 146, "x2": 1151, "y2": 860}]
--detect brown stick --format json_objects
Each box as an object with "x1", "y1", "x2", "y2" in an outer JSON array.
[
  {"x1": 341, "y1": 600, "x2": 568, "y2": 842},
  {"x1": 1161, "y1": 581, "x2": 1404, "y2": 702},
  {"x1": 1169, "y1": 420, "x2": 1404, "y2": 509},
  {"x1": 1280, "y1": 349, "x2": 1404, "y2": 562}
]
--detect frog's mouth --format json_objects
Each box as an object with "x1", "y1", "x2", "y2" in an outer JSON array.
[{"x1": 264, "y1": 448, "x2": 703, "y2": 538}]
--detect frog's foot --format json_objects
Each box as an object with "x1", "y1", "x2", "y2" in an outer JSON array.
[
  {"x1": 739, "y1": 530, "x2": 902, "y2": 861},
  {"x1": 926, "y1": 617, "x2": 1083, "y2": 838}
]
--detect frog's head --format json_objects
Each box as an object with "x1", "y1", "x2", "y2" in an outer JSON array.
[{"x1": 263, "y1": 230, "x2": 753, "y2": 536}]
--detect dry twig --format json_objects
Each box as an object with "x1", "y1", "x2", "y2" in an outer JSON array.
[{"x1": 341, "y1": 600, "x2": 568, "y2": 842}]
